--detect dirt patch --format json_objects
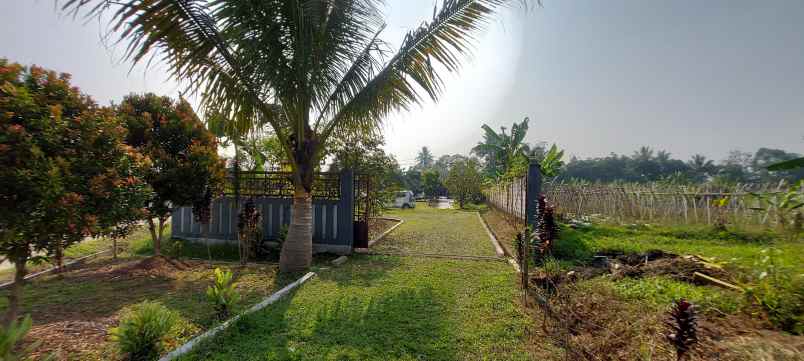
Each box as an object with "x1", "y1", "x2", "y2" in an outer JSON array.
[
  {"x1": 111, "y1": 255, "x2": 192, "y2": 277},
  {"x1": 526, "y1": 281, "x2": 804, "y2": 361},
  {"x1": 28, "y1": 317, "x2": 118, "y2": 360},
  {"x1": 479, "y1": 207, "x2": 522, "y2": 256},
  {"x1": 369, "y1": 218, "x2": 399, "y2": 240}
]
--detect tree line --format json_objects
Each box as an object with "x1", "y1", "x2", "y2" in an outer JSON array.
[{"x1": 561, "y1": 147, "x2": 804, "y2": 184}]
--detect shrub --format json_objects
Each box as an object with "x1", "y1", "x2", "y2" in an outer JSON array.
[
  {"x1": 110, "y1": 301, "x2": 179, "y2": 361},
  {"x1": 206, "y1": 268, "x2": 241, "y2": 321},
  {"x1": 0, "y1": 315, "x2": 47, "y2": 361},
  {"x1": 746, "y1": 248, "x2": 804, "y2": 334}
]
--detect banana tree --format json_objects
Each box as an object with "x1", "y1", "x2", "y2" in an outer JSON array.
[{"x1": 64, "y1": 0, "x2": 524, "y2": 272}]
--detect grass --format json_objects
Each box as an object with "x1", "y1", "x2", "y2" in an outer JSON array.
[
  {"x1": 555, "y1": 223, "x2": 803, "y2": 272},
  {"x1": 548, "y1": 222, "x2": 804, "y2": 333},
  {"x1": 177, "y1": 205, "x2": 530, "y2": 361},
  {"x1": 375, "y1": 205, "x2": 497, "y2": 256},
  {"x1": 0, "y1": 225, "x2": 294, "y2": 360}
]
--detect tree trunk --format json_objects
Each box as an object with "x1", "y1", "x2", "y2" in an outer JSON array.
[
  {"x1": 279, "y1": 186, "x2": 313, "y2": 272},
  {"x1": 147, "y1": 218, "x2": 161, "y2": 256},
  {"x1": 158, "y1": 217, "x2": 167, "y2": 247},
  {"x1": 3, "y1": 253, "x2": 28, "y2": 328}
]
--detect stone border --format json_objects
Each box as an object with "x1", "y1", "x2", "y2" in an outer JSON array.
[
  {"x1": 0, "y1": 248, "x2": 112, "y2": 290},
  {"x1": 158, "y1": 271, "x2": 316, "y2": 361},
  {"x1": 476, "y1": 212, "x2": 505, "y2": 258},
  {"x1": 476, "y1": 212, "x2": 521, "y2": 272},
  {"x1": 366, "y1": 216, "x2": 404, "y2": 248}
]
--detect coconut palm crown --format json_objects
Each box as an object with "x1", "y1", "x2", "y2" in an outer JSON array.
[{"x1": 64, "y1": 0, "x2": 525, "y2": 271}]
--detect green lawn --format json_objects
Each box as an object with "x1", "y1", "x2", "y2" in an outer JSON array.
[
  {"x1": 373, "y1": 206, "x2": 498, "y2": 257},
  {"x1": 178, "y1": 206, "x2": 530, "y2": 361}
]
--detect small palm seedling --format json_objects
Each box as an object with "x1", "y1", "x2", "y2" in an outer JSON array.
[
  {"x1": 206, "y1": 268, "x2": 241, "y2": 321},
  {"x1": 666, "y1": 299, "x2": 698, "y2": 361},
  {"x1": 110, "y1": 301, "x2": 178, "y2": 361}
]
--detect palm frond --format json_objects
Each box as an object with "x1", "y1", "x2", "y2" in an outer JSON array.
[{"x1": 320, "y1": 0, "x2": 522, "y2": 144}]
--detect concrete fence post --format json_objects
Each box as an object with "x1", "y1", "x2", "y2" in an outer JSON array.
[
  {"x1": 339, "y1": 169, "x2": 355, "y2": 247},
  {"x1": 525, "y1": 161, "x2": 542, "y2": 231}
]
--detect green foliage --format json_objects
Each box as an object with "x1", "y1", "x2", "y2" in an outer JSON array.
[
  {"x1": 421, "y1": 170, "x2": 444, "y2": 199},
  {"x1": 117, "y1": 93, "x2": 226, "y2": 221},
  {"x1": 612, "y1": 277, "x2": 741, "y2": 314},
  {"x1": 750, "y1": 180, "x2": 804, "y2": 233},
  {"x1": 0, "y1": 315, "x2": 46, "y2": 361},
  {"x1": 444, "y1": 158, "x2": 483, "y2": 208},
  {"x1": 0, "y1": 59, "x2": 150, "y2": 323},
  {"x1": 327, "y1": 132, "x2": 402, "y2": 216},
  {"x1": 744, "y1": 248, "x2": 804, "y2": 334},
  {"x1": 206, "y1": 268, "x2": 241, "y2": 321},
  {"x1": 110, "y1": 301, "x2": 181, "y2": 361}
]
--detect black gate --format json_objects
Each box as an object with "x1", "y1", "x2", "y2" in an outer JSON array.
[{"x1": 353, "y1": 174, "x2": 370, "y2": 248}]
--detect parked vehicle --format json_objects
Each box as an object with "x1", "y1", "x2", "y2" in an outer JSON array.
[{"x1": 392, "y1": 190, "x2": 416, "y2": 208}]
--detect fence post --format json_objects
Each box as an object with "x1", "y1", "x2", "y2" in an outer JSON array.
[
  {"x1": 339, "y1": 169, "x2": 355, "y2": 248},
  {"x1": 526, "y1": 161, "x2": 542, "y2": 230}
]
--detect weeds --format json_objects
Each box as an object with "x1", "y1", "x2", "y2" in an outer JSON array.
[{"x1": 0, "y1": 315, "x2": 47, "y2": 361}]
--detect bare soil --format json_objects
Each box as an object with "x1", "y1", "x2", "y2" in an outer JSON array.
[
  {"x1": 368, "y1": 218, "x2": 399, "y2": 241},
  {"x1": 6, "y1": 255, "x2": 282, "y2": 360}
]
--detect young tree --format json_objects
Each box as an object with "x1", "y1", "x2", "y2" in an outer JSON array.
[
  {"x1": 445, "y1": 158, "x2": 483, "y2": 208},
  {"x1": 65, "y1": 0, "x2": 522, "y2": 272},
  {"x1": 117, "y1": 93, "x2": 225, "y2": 255},
  {"x1": 422, "y1": 170, "x2": 444, "y2": 200},
  {"x1": 0, "y1": 60, "x2": 150, "y2": 326}
]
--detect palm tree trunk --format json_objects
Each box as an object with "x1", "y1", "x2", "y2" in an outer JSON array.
[
  {"x1": 279, "y1": 185, "x2": 313, "y2": 272},
  {"x1": 3, "y1": 253, "x2": 28, "y2": 328}
]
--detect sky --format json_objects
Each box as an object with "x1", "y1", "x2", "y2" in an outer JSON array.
[{"x1": 2, "y1": 0, "x2": 802, "y2": 169}]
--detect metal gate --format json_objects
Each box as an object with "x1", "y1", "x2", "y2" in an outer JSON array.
[{"x1": 353, "y1": 174, "x2": 370, "y2": 248}]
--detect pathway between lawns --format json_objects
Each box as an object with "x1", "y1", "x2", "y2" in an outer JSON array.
[{"x1": 178, "y1": 206, "x2": 530, "y2": 361}]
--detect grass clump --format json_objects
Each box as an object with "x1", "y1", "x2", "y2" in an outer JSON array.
[
  {"x1": 0, "y1": 315, "x2": 43, "y2": 361},
  {"x1": 610, "y1": 277, "x2": 742, "y2": 314},
  {"x1": 110, "y1": 301, "x2": 192, "y2": 361}
]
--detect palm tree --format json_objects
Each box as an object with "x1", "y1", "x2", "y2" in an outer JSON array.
[
  {"x1": 63, "y1": 0, "x2": 522, "y2": 272},
  {"x1": 415, "y1": 146, "x2": 435, "y2": 170},
  {"x1": 688, "y1": 154, "x2": 715, "y2": 180},
  {"x1": 471, "y1": 116, "x2": 530, "y2": 177}
]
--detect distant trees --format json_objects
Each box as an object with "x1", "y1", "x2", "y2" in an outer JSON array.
[
  {"x1": 445, "y1": 159, "x2": 483, "y2": 208},
  {"x1": 328, "y1": 132, "x2": 403, "y2": 215},
  {"x1": 415, "y1": 147, "x2": 435, "y2": 170},
  {"x1": 421, "y1": 170, "x2": 445, "y2": 199},
  {"x1": 0, "y1": 60, "x2": 150, "y2": 326},
  {"x1": 562, "y1": 146, "x2": 804, "y2": 184},
  {"x1": 117, "y1": 94, "x2": 226, "y2": 255}
]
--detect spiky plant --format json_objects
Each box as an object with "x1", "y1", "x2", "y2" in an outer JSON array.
[
  {"x1": 666, "y1": 299, "x2": 698, "y2": 361},
  {"x1": 533, "y1": 194, "x2": 559, "y2": 261}
]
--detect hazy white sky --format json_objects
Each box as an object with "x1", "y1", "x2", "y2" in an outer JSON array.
[{"x1": 2, "y1": 0, "x2": 802, "y2": 169}]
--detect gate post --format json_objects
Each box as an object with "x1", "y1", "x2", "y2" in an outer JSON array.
[
  {"x1": 525, "y1": 161, "x2": 542, "y2": 230},
  {"x1": 339, "y1": 169, "x2": 355, "y2": 247}
]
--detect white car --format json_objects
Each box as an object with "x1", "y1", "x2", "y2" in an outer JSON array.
[{"x1": 392, "y1": 190, "x2": 416, "y2": 209}]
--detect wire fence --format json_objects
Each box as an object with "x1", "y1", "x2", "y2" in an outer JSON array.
[{"x1": 543, "y1": 181, "x2": 793, "y2": 226}]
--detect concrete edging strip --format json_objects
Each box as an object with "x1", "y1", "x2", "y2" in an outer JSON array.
[
  {"x1": 476, "y1": 212, "x2": 505, "y2": 258},
  {"x1": 476, "y1": 212, "x2": 521, "y2": 272},
  {"x1": 158, "y1": 271, "x2": 316, "y2": 361},
  {"x1": 0, "y1": 248, "x2": 112, "y2": 289},
  {"x1": 366, "y1": 216, "x2": 404, "y2": 248}
]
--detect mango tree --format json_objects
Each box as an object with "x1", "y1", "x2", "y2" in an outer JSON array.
[
  {"x1": 117, "y1": 93, "x2": 226, "y2": 255},
  {"x1": 0, "y1": 60, "x2": 150, "y2": 326}
]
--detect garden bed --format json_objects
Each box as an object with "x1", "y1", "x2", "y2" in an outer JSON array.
[
  {"x1": 524, "y1": 222, "x2": 804, "y2": 360},
  {"x1": 2, "y1": 254, "x2": 290, "y2": 360}
]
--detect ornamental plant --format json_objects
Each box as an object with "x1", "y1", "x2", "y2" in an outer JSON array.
[
  {"x1": 117, "y1": 93, "x2": 226, "y2": 255},
  {"x1": 110, "y1": 301, "x2": 179, "y2": 361},
  {"x1": 666, "y1": 299, "x2": 698, "y2": 361},
  {"x1": 0, "y1": 59, "x2": 150, "y2": 327},
  {"x1": 206, "y1": 268, "x2": 241, "y2": 321}
]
